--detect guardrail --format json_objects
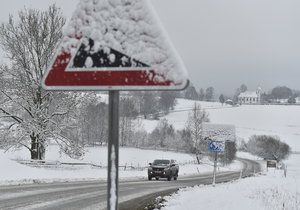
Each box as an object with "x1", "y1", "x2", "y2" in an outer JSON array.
[{"x1": 14, "y1": 159, "x2": 199, "y2": 171}]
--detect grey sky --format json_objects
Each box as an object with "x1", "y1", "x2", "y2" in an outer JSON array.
[{"x1": 0, "y1": 0, "x2": 299, "y2": 95}]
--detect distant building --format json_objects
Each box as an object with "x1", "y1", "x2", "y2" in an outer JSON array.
[
  {"x1": 225, "y1": 99, "x2": 234, "y2": 106},
  {"x1": 238, "y1": 87, "x2": 262, "y2": 104}
]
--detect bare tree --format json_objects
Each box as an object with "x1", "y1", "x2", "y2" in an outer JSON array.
[
  {"x1": 159, "y1": 91, "x2": 177, "y2": 114},
  {"x1": 80, "y1": 99, "x2": 108, "y2": 146},
  {"x1": 240, "y1": 84, "x2": 248, "y2": 93},
  {"x1": 233, "y1": 84, "x2": 248, "y2": 104},
  {"x1": 205, "y1": 87, "x2": 214, "y2": 101},
  {"x1": 131, "y1": 129, "x2": 148, "y2": 148},
  {"x1": 157, "y1": 118, "x2": 174, "y2": 148},
  {"x1": 140, "y1": 91, "x2": 158, "y2": 119},
  {"x1": 219, "y1": 94, "x2": 225, "y2": 105},
  {"x1": 119, "y1": 116, "x2": 136, "y2": 147},
  {"x1": 148, "y1": 118, "x2": 174, "y2": 149},
  {"x1": 0, "y1": 5, "x2": 83, "y2": 160},
  {"x1": 119, "y1": 96, "x2": 139, "y2": 146},
  {"x1": 198, "y1": 88, "x2": 205, "y2": 101},
  {"x1": 184, "y1": 84, "x2": 198, "y2": 100},
  {"x1": 185, "y1": 103, "x2": 209, "y2": 163}
]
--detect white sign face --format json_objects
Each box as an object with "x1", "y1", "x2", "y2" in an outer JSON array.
[{"x1": 42, "y1": 0, "x2": 188, "y2": 91}]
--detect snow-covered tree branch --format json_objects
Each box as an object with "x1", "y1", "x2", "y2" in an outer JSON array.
[
  {"x1": 185, "y1": 103, "x2": 209, "y2": 163},
  {"x1": 0, "y1": 5, "x2": 84, "y2": 160}
]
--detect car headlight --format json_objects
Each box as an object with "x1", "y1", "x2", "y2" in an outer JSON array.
[
  {"x1": 164, "y1": 167, "x2": 170, "y2": 171},
  {"x1": 148, "y1": 167, "x2": 153, "y2": 170}
]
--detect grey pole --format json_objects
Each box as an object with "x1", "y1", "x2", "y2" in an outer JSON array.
[
  {"x1": 212, "y1": 152, "x2": 217, "y2": 186},
  {"x1": 107, "y1": 90, "x2": 119, "y2": 210}
]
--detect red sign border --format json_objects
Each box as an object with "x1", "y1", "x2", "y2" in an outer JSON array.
[{"x1": 42, "y1": 40, "x2": 188, "y2": 91}]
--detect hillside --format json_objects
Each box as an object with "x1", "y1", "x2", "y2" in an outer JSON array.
[{"x1": 142, "y1": 98, "x2": 300, "y2": 151}]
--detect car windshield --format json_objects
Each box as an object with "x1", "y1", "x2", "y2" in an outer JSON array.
[{"x1": 153, "y1": 160, "x2": 170, "y2": 165}]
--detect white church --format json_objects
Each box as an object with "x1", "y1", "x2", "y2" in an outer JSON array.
[{"x1": 238, "y1": 87, "x2": 262, "y2": 104}]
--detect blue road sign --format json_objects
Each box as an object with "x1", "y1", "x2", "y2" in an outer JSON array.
[{"x1": 208, "y1": 141, "x2": 225, "y2": 152}]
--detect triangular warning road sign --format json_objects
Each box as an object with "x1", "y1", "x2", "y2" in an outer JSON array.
[{"x1": 42, "y1": 0, "x2": 188, "y2": 91}]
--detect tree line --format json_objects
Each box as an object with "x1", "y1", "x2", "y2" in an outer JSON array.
[
  {"x1": 183, "y1": 83, "x2": 299, "y2": 105},
  {"x1": 181, "y1": 84, "x2": 215, "y2": 101}
]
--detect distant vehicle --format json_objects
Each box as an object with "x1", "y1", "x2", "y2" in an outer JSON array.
[{"x1": 148, "y1": 159, "x2": 179, "y2": 181}]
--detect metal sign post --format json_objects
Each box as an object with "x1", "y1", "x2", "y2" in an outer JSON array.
[
  {"x1": 208, "y1": 140, "x2": 225, "y2": 187},
  {"x1": 212, "y1": 152, "x2": 217, "y2": 187},
  {"x1": 107, "y1": 91, "x2": 119, "y2": 210}
]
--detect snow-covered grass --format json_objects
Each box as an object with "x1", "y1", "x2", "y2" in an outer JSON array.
[
  {"x1": 209, "y1": 104, "x2": 300, "y2": 152},
  {"x1": 5, "y1": 145, "x2": 194, "y2": 167},
  {"x1": 141, "y1": 99, "x2": 231, "y2": 131},
  {"x1": 142, "y1": 99, "x2": 300, "y2": 152},
  {"x1": 2, "y1": 97, "x2": 299, "y2": 189},
  {"x1": 160, "y1": 154, "x2": 300, "y2": 210},
  {"x1": 139, "y1": 99, "x2": 300, "y2": 209},
  {"x1": 236, "y1": 151, "x2": 263, "y2": 161},
  {"x1": 0, "y1": 146, "x2": 242, "y2": 186}
]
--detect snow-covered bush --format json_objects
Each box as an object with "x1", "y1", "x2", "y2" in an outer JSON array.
[{"x1": 247, "y1": 135, "x2": 291, "y2": 161}]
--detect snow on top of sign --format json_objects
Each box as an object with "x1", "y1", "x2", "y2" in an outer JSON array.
[
  {"x1": 62, "y1": 0, "x2": 188, "y2": 84},
  {"x1": 203, "y1": 123, "x2": 236, "y2": 142}
]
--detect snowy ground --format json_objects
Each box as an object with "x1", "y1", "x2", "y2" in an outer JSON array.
[
  {"x1": 140, "y1": 99, "x2": 300, "y2": 209},
  {"x1": 142, "y1": 99, "x2": 300, "y2": 152},
  {"x1": 1, "y1": 98, "x2": 299, "y2": 192},
  {"x1": 159, "y1": 154, "x2": 300, "y2": 210},
  {"x1": 0, "y1": 146, "x2": 242, "y2": 186}
]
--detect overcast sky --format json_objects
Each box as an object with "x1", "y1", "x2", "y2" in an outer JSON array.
[{"x1": 0, "y1": 0, "x2": 299, "y2": 95}]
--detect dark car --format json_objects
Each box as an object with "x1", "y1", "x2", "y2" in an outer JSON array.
[{"x1": 148, "y1": 159, "x2": 179, "y2": 181}]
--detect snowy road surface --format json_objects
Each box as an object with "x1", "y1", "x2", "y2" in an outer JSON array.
[{"x1": 0, "y1": 158, "x2": 260, "y2": 210}]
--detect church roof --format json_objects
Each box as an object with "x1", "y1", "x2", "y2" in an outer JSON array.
[{"x1": 238, "y1": 91, "x2": 259, "y2": 98}]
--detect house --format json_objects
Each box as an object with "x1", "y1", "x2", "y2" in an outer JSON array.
[
  {"x1": 225, "y1": 99, "x2": 234, "y2": 106},
  {"x1": 238, "y1": 87, "x2": 262, "y2": 104}
]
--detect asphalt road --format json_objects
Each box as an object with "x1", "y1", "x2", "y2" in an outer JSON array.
[{"x1": 0, "y1": 158, "x2": 261, "y2": 210}]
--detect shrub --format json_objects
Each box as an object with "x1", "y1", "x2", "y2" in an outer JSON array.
[{"x1": 247, "y1": 135, "x2": 291, "y2": 161}]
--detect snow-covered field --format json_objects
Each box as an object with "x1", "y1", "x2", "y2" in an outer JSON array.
[
  {"x1": 160, "y1": 154, "x2": 300, "y2": 210},
  {"x1": 1, "y1": 98, "x2": 299, "y2": 191},
  {"x1": 142, "y1": 99, "x2": 300, "y2": 152},
  {"x1": 0, "y1": 146, "x2": 241, "y2": 185},
  {"x1": 140, "y1": 99, "x2": 300, "y2": 209}
]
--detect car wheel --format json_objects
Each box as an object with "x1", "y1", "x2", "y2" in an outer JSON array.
[
  {"x1": 148, "y1": 176, "x2": 152, "y2": 181},
  {"x1": 167, "y1": 176, "x2": 171, "y2": 181},
  {"x1": 155, "y1": 177, "x2": 159, "y2": 180},
  {"x1": 174, "y1": 176, "x2": 178, "y2": 180}
]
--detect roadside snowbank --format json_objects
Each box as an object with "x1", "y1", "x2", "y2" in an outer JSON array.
[{"x1": 160, "y1": 154, "x2": 300, "y2": 210}]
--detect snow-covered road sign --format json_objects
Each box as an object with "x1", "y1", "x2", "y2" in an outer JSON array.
[
  {"x1": 208, "y1": 141, "x2": 225, "y2": 152},
  {"x1": 42, "y1": 0, "x2": 188, "y2": 91}
]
